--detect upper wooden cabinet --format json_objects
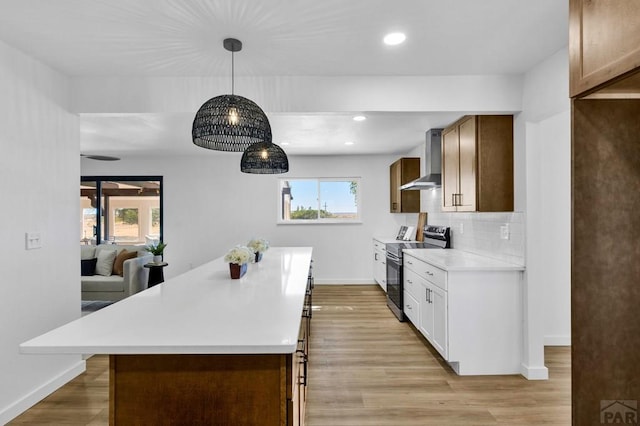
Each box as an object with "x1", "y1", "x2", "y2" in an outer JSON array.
[
  {"x1": 442, "y1": 116, "x2": 513, "y2": 212},
  {"x1": 570, "y1": 0, "x2": 640, "y2": 98},
  {"x1": 390, "y1": 157, "x2": 420, "y2": 213}
]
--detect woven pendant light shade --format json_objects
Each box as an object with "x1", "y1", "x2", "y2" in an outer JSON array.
[
  {"x1": 192, "y1": 94, "x2": 272, "y2": 152},
  {"x1": 240, "y1": 141, "x2": 289, "y2": 174},
  {"x1": 192, "y1": 38, "x2": 272, "y2": 152}
]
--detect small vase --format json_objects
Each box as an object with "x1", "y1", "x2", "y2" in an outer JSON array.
[
  {"x1": 229, "y1": 262, "x2": 248, "y2": 279},
  {"x1": 153, "y1": 255, "x2": 162, "y2": 264},
  {"x1": 254, "y1": 251, "x2": 263, "y2": 263}
]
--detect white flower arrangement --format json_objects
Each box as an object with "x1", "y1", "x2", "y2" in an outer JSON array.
[
  {"x1": 247, "y1": 238, "x2": 270, "y2": 253},
  {"x1": 223, "y1": 246, "x2": 253, "y2": 265}
]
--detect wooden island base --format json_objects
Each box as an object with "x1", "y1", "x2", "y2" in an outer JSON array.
[{"x1": 110, "y1": 352, "x2": 305, "y2": 425}]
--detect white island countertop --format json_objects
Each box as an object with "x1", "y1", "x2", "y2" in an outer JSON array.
[
  {"x1": 403, "y1": 248, "x2": 525, "y2": 272},
  {"x1": 20, "y1": 247, "x2": 313, "y2": 355}
]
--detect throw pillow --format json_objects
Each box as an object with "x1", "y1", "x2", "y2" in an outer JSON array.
[
  {"x1": 81, "y1": 258, "x2": 97, "y2": 276},
  {"x1": 95, "y1": 249, "x2": 117, "y2": 277},
  {"x1": 80, "y1": 245, "x2": 96, "y2": 260},
  {"x1": 112, "y1": 249, "x2": 138, "y2": 276}
]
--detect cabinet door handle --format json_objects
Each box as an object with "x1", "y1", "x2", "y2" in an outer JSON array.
[
  {"x1": 426, "y1": 271, "x2": 434, "y2": 276},
  {"x1": 374, "y1": 253, "x2": 378, "y2": 261},
  {"x1": 392, "y1": 202, "x2": 398, "y2": 211},
  {"x1": 407, "y1": 279, "x2": 413, "y2": 284},
  {"x1": 405, "y1": 304, "x2": 412, "y2": 310},
  {"x1": 299, "y1": 353, "x2": 308, "y2": 386},
  {"x1": 426, "y1": 288, "x2": 429, "y2": 303},
  {"x1": 303, "y1": 354, "x2": 308, "y2": 386},
  {"x1": 452, "y1": 193, "x2": 456, "y2": 207},
  {"x1": 407, "y1": 260, "x2": 413, "y2": 265}
]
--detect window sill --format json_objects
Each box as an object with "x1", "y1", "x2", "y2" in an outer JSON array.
[{"x1": 277, "y1": 220, "x2": 363, "y2": 225}]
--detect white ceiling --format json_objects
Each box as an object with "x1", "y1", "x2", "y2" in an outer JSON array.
[{"x1": 0, "y1": 0, "x2": 568, "y2": 157}]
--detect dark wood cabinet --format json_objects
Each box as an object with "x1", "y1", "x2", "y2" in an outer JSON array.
[
  {"x1": 570, "y1": 3, "x2": 640, "y2": 424},
  {"x1": 441, "y1": 115, "x2": 513, "y2": 212},
  {"x1": 569, "y1": 0, "x2": 640, "y2": 97},
  {"x1": 389, "y1": 157, "x2": 420, "y2": 213}
]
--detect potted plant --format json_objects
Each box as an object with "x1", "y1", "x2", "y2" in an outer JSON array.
[
  {"x1": 145, "y1": 242, "x2": 167, "y2": 263},
  {"x1": 224, "y1": 246, "x2": 253, "y2": 279},
  {"x1": 247, "y1": 238, "x2": 269, "y2": 263}
]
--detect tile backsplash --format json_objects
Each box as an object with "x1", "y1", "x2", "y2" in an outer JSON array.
[{"x1": 422, "y1": 188, "x2": 525, "y2": 265}]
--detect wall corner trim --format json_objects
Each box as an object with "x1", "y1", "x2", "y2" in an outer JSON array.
[
  {"x1": 544, "y1": 335, "x2": 571, "y2": 346},
  {"x1": 520, "y1": 363, "x2": 550, "y2": 380}
]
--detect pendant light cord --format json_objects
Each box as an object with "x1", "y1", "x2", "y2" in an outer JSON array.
[{"x1": 231, "y1": 50, "x2": 235, "y2": 95}]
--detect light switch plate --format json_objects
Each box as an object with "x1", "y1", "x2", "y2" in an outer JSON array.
[
  {"x1": 500, "y1": 224, "x2": 510, "y2": 240},
  {"x1": 25, "y1": 232, "x2": 42, "y2": 250}
]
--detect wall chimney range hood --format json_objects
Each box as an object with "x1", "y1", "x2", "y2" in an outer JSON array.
[{"x1": 400, "y1": 129, "x2": 443, "y2": 190}]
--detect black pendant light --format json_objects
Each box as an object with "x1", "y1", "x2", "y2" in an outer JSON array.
[
  {"x1": 240, "y1": 141, "x2": 289, "y2": 174},
  {"x1": 192, "y1": 38, "x2": 272, "y2": 152}
]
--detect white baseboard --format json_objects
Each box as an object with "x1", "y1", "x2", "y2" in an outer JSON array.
[
  {"x1": 520, "y1": 363, "x2": 549, "y2": 380},
  {"x1": 544, "y1": 335, "x2": 571, "y2": 346},
  {"x1": 313, "y1": 279, "x2": 377, "y2": 285},
  {"x1": 0, "y1": 360, "x2": 86, "y2": 424}
]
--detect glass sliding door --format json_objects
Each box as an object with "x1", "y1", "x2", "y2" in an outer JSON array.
[
  {"x1": 80, "y1": 176, "x2": 163, "y2": 246},
  {"x1": 80, "y1": 180, "x2": 99, "y2": 245}
]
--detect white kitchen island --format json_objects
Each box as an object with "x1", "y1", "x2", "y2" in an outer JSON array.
[{"x1": 21, "y1": 247, "x2": 313, "y2": 425}]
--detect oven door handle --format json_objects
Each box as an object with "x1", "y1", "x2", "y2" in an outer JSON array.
[{"x1": 386, "y1": 253, "x2": 401, "y2": 263}]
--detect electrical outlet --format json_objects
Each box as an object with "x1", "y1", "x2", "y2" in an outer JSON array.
[
  {"x1": 25, "y1": 232, "x2": 42, "y2": 250},
  {"x1": 500, "y1": 224, "x2": 510, "y2": 240}
]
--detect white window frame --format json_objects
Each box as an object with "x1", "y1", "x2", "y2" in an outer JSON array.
[{"x1": 278, "y1": 177, "x2": 362, "y2": 224}]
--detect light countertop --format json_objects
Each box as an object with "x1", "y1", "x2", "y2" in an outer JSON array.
[
  {"x1": 403, "y1": 248, "x2": 525, "y2": 272},
  {"x1": 20, "y1": 247, "x2": 313, "y2": 355},
  {"x1": 373, "y1": 236, "x2": 419, "y2": 244}
]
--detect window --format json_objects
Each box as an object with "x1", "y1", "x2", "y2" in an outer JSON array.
[
  {"x1": 80, "y1": 176, "x2": 163, "y2": 245},
  {"x1": 113, "y1": 208, "x2": 139, "y2": 243},
  {"x1": 279, "y1": 178, "x2": 361, "y2": 223}
]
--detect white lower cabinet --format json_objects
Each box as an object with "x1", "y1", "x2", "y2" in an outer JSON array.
[
  {"x1": 419, "y1": 282, "x2": 448, "y2": 360},
  {"x1": 403, "y1": 291, "x2": 419, "y2": 324},
  {"x1": 372, "y1": 239, "x2": 387, "y2": 292},
  {"x1": 404, "y1": 252, "x2": 523, "y2": 376}
]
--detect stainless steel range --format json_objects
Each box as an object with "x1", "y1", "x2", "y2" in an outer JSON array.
[{"x1": 385, "y1": 225, "x2": 450, "y2": 321}]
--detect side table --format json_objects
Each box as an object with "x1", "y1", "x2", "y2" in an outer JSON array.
[{"x1": 144, "y1": 262, "x2": 168, "y2": 287}]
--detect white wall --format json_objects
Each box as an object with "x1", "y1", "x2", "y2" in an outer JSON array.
[
  {"x1": 82, "y1": 153, "x2": 414, "y2": 284},
  {"x1": 0, "y1": 41, "x2": 83, "y2": 423},
  {"x1": 522, "y1": 47, "x2": 571, "y2": 347}
]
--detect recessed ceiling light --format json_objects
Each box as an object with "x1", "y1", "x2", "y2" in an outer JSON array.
[
  {"x1": 344, "y1": 141, "x2": 354, "y2": 146},
  {"x1": 353, "y1": 115, "x2": 367, "y2": 122},
  {"x1": 383, "y1": 32, "x2": 406, "y2": 46}
]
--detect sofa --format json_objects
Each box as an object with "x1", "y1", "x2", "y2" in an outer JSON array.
[{"x1": 81, "y1": 244, "x2": 153, "y2": 302}]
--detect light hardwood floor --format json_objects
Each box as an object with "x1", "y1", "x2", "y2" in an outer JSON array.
[{"x1": 10, "y1": 285, "x2": 570, "y2": 425}]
